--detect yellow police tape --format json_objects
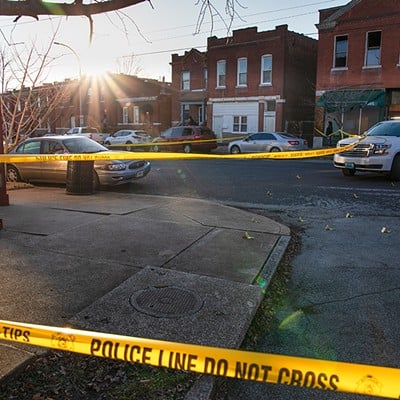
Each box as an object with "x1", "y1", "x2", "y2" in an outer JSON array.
[
  {"x1": 0, "y1": 319, "x2": 398, "y2": 398},
  {"x1": 0, "y1": 142, "x2": 358, "y2": 163}
]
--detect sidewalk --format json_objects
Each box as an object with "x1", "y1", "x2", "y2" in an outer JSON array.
[{"x1": 0, "y1": 186, "x2": 290, "y2": 397}]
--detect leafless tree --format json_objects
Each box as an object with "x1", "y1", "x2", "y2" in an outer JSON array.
[
  {"x1": 0, "y1": 29, "x2": 70, "y2": 152},
  {"x1": 0, "y1": 1, "x2": 242, "y2": 39},
  {"x1": 115, "y1": 54, "x2": 142, "y2": 76}
]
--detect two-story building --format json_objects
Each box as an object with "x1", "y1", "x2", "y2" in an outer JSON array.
[
  {"x1": 171, "y1": 25, "x2": 318, "y2": 142},
  {"x1": 31, "y1": 73, "x2": 172, "y2": 136},
  {"x1": 170, "y1": 49, "x2": 207, "y2": 127},
  {"x1": 316, "y1": 0, "x2": 400, "y2": 137}
]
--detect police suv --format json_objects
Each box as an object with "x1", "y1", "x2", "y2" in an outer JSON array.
[{"x1": 333, "y1": 120, "x2": 400, "y2": 180}]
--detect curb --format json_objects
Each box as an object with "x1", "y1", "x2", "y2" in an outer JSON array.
[{"x1": 184, "y1": 235, "x2": 291, "y2": 400}]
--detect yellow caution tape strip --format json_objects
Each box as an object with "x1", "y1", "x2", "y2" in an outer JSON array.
[
  {"x1": 0, "y1": 319, "x2": 398, "y2": 398},
  {"x1": 0, "y1": 142, "x2": 359, "y2": 163},
  {"x1": 105, "y1": 136, "x2": 246, "y2": 148},
  {"x1": 314, "y1": 128, "x2": 358, "y2": 138}
]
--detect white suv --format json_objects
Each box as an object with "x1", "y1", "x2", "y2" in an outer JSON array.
[
  {"x1": 104, "y1": 130, "x2": 152, "y2": 151},
  {"x1": 334, "y1": 120, "x2": 400, "y2": 180}
]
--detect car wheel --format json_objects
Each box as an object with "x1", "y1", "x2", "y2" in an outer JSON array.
[
  {"x1": 104, "y1": 141, "x2": 110, "y2": 146},
  {"x1": 342, "y1": 168, "x2": 356, "y2": 177},
  {"x1": 183, "y1": 144, "x2": 192, "y2": 153},
  {"x1": 126, "y1": 141, "x2": 133, "y2": 151},
  {"x1": 270, "y1": 147, "x2": 281, "y2": 152},
  {"x1": 152, "y1": 145, "x2": 160, "y2": 152},
  {"x1": 230, "y1": 145, "x2": 241, "y2": 154},
  {"x1": 6, "y1": 165, "x2": 21, "y2": 182},
  {"x1": 390, "y1": 154, "x2": 400, "y2": 181},
  {"x1": 93, "y1": 171, "x2": 100, "y2": 191}
]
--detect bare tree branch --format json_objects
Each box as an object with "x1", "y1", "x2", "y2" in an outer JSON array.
[{"x1": 0, "y1": 0, "x2": 147, "y2": 18}]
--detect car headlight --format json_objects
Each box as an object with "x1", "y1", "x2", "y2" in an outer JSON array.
[
  {"x1": 102, "y1": 162, "x2": 126, "y2": 171},
  {"x1": 372, "y1": 144, "x2": 391, "y2": 155}
]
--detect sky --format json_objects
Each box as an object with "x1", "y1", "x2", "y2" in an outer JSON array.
[{"x1": 0, "y1": 0, "x2": 347, "y2": 85}]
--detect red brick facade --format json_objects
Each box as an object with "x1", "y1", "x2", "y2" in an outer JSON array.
[
  {"x1": 170, "y1": 49, "x2": 207, "y2": 126},
  {"x1": 8, "y1": 73, "x2": 172, "y2": 137},
  {"x1": 316, "y1": 0, "x2": 400, "y2": 137},
  {"x1": 171, "y1": 25, "x2": 317, "y2": 142}
]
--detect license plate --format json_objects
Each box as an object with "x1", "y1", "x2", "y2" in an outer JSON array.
[{"x1": 345, "y1": 162, "x2": 355, "y2": 170}]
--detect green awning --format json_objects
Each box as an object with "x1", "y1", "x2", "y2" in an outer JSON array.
[{"x1": 317, "y1": 89, "x2": 385, "y2": 112}]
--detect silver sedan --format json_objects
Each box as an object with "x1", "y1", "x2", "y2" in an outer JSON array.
[
  {"x1": 228, "y1": 132, "x2": 308, "y2": 154},
  {"x1": 6, "y1": 135, "x2": 151, "y2": 187}
]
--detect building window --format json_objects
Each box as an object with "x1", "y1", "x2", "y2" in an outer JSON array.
[
  {"x1": 334, "y1": 35, "x2": 348, "y2": 68},
  {"x1": 181, "y1": 71, "x2": 190, "y2": 91},
  {"x1": 122, "y1": 106, "x2": 129, "y2": 124},
  {"x1": 182, "y1": 104, "x2": 190, "y2": 124},
  {"x1": 204, "y1": 68, "x2": 208, "y2": 89},
  {"x1": 237, "y1": 58, "x2": 247, "y2": 86},
  {"x1": 233, "y1": 116, "x2": 247, "y2": 132},
  {"x1": 365, "y1": 31, "x2": 381, "y2": 66},
  {"x1": 133, "y1": 106, "x2": 140, "y2": 124},
  {"x1": 261, "y1": 55, "x2": 272, "y2": 84},
  {"x1": 217, "y1": 60, "x2": 226, "y2": 87}
]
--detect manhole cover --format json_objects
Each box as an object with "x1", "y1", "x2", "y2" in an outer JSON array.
[{"x1": 130, "y1": 286, "x2": 203, "y2": 318}]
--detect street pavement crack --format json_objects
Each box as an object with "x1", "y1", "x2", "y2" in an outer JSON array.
[
  {"x1": 307, "y1": 286, "x2": 400, "y2": 308},
  {"x1": 162, "y1": 227, "x2": 215, "y2": 267}
]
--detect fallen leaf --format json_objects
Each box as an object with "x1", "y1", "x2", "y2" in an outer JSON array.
[
  {"x1": 324, "y1": 225, "x2": 334, "y2": 231},
  {"x1": 298, "y1": 217, "x2": 304, "y2": 222},
  {"x1": 345, "y1": 213, "x2": 353, "y2": 218},
  {"x1": 353, "y1": 193, "x2": 358, "y2": 199},
  {"x1": 381, "y1": 227, "x2": 391, "y2": 233},
  {"x1": 243, "y1": 231, "x2": 254, "y2": 240},
  {"x1": 296, "y1": 175, "x2": 301, "y2": 179}
]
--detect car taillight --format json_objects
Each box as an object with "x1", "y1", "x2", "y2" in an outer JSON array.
[{"x1": 288, "y1": 140, "x2": 299, "y2": 145}]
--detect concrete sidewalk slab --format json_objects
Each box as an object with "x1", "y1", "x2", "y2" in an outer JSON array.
[
  {"x1": 0, "y1": 186, "x2": 290, "y2": 393},
  {"x1": 72, "y1": 266, "x2": 264, "y2": 347}
]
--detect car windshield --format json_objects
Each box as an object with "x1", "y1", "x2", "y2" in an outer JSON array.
[
  {"x1": 366, "y1": 122, "x2": 400, "y2": 137},
  {"x1": 63, "y1": 137, "x2": 108, "y2": 153}
]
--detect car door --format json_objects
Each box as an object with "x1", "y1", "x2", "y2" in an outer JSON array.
[
  {"x1": 39, "y1": 139, "x2": 68, "y2": 182},
  {"x1": 171, "y1": 127, "x2": 185, "y2": 150},
  {"x1": 112, "y1": 131, "x2": 125, "y2": 145},
  {"x1": 258, "y1": 133, "x2": 277, "y2": 152},
  {"x1": 13, "y1": 140, "x2": 42, "y2": 181},
  {"x1": 241, "y1": 133, "x2": 262, "y2": 152}
]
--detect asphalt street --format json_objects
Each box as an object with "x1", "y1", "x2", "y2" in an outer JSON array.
[{"x1": 209, "y1": 162, "x2": 400, "y2": 399}]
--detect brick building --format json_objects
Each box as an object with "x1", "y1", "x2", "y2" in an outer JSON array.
[
  {"x1": 1, "y1": 73, "x2": 172, "y2": 138},
  {"x1": 170, "y1": 49, "x2": 207, "y2": 127},
  {"x1": 171, "y1": 25, "x2": 317, "y2": 142},
  {"x1": 316, "y1": 0, "x2": 400, "y2": 137}
]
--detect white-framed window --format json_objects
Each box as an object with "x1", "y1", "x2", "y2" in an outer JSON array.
[
  {"x1": 334, "y1": 35, "x2": 348, "y2": 68},
  {"x1": 122, "y1": 106, "x2": 129, "y2": 124},
  {"x1": 204, "y1": 68, "x2": 208, "y2": 89},
  {"x1": 365, "y1": 31, "x2": 381, "y2": 66},
  {"x1": 133, "y1": 106, "x2": 140, "y2": 124},
  {"x1": 181, "y1": 71, "x2": 190, "y2": 90},
  {"x1": 217, "y1": 60, "x2": 226, "y2": 87},
  {"x1": 233, "y1": 116, "x2": 247, "y2": 132},
  {"x1": 237, "y1": 58, "x2": 247, "y2": 86},
  {"x1": 261, "y1": 55, "x2": 272, "y2": 84}
]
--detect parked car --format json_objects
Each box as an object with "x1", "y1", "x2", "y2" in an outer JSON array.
[
  {"x1": 228, "y1": 132, "x2": 308, "y2": 154},
  {"x1": 64, "y1": 127, "x2": 108, "y2": 144},
  {"x1": 333, "y1": 120, "x2": 400, "y2": 180},
  {"x1": 104, "y1": 130, "x2": 152, "y2": 151},
  {"x1": 6, "y1": 136, "x2": 151, "y2": 187},
  {"x1": 152, "y1": 126, "x2": 217, "y2": 153}
]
